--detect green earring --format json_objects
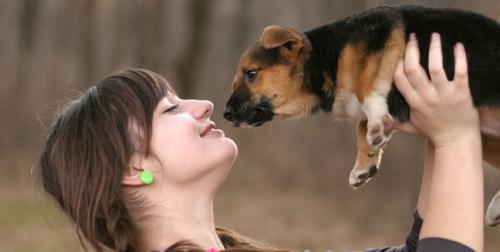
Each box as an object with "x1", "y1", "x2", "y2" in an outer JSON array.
[{"x1": 139, "y1": 170, "x2": 154, "y2": 185}]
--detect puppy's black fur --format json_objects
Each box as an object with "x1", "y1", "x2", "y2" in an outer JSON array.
[
  {"x1": 303, "y1": 5, "x2": 500, "y2": 122},
  {"x1": 224, "y1": 5, "x2": 500, "y2": 225}
]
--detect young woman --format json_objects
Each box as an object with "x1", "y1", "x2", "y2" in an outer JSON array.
[{"x1": 38, "y1": 34, "x2": 483, "y2": 252}]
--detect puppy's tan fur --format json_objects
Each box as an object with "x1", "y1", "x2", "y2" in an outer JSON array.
[{"x1": 224, "y1": 6, "x2": 500, "y2": 226}]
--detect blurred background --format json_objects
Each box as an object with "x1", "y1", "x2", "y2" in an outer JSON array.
[{"x1": 1, "y1": 0, "x2": 499, "y2": 251}]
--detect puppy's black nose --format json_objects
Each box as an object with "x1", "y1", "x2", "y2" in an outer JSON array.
[
  {"x1": 223, "y1": 106, "x2": 233, "y2": 121},
  {"x1": 368, "y1": 165, "x2": 378, "y2": 177}
]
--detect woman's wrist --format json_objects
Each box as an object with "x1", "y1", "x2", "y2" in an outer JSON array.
[{"x1": 431, "y1": 129, "x2": 481, "y2": 150}]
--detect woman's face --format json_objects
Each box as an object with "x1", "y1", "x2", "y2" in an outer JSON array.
[{"x1": 147, "y1": 94, "x2": 238, "y2": 186}]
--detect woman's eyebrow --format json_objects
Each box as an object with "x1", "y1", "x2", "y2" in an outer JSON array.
[
  {"x1": 164, "y1": 91, "x2": 180, "y2": 102},
  {"x1": 162, "y1": 96, "x2": 177, "y2": 105},
  {"x1": 168, "y1": 95, "x2": 181, "y2": 104}
]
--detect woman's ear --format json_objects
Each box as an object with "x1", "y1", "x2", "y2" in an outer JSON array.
[
  {"x1": 122, "y1": 154, "x2": 144, "y2": 186},
  {"x1": 122, "y1": 166, "x2": 144, "y2": 186}
]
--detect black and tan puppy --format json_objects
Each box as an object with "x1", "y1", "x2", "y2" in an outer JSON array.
[{"x1": 223, "y1": 5, "x2": 500, "y2": 226}]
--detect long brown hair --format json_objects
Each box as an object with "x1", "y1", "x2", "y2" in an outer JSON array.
[{"x1": 39, "y1": 68, "x2": 285, "y2": 252}]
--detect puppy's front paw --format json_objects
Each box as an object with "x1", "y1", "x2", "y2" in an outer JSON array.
[
  {"x1": 367, "y1": 115, "x2": 394, "y2": 149},
  {"x1": 486, "y1": 191, "x2": 500, "y2": 227}
]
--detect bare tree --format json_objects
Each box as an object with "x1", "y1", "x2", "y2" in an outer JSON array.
[
  {"x1": 16, "y1": 0, "x2": 38, "y2": 97},
  {"x1": 75, "y1": 0, "x2": 96, "y2": 85},
  {"x1": 133, "y1": 1, "x2": 167, "y2": 71},
  {"x1": 175, "y1": 0, "x2": 212, "y2": 97}
]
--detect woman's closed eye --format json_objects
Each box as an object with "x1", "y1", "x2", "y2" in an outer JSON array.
[{"x1": 163, "y1": 104, "x2": 179, "y2": 114}]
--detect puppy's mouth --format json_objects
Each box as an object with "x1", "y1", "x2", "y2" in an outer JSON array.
[{"x1": 223, "y1": 99, "x2": 274, "y2": 127}]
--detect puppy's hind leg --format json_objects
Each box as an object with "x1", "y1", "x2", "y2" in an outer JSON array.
[
  {"x1": 482, "y1": 135, "x2": 500, "y2": 226},
  {"x1": 486, "y1": 190, "x2": 500, "y2": 227},
  {"x1": 349, "y1": 120, "x2": 384, "y2": 188}
]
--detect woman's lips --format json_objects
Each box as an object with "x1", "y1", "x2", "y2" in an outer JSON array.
[{"x1": 201, "y1": 123, "x2": 224, "y2": 137}]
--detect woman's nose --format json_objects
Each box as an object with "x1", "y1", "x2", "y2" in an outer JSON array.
[{"x1": 190, "y1": 100, "x2": 214, "y2": 120}]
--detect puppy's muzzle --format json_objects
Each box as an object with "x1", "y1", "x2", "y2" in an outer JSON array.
[{"x1": 223, "y1": 97, "x2": 274, "y2": 127}]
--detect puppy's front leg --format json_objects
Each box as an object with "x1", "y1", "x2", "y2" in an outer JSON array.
[
  {"x1": 349, "y1": 120, "x2": 384, "y2": 188},
  {"x1": 359, "y1": 25, "x2": 405, "y2": 149}
]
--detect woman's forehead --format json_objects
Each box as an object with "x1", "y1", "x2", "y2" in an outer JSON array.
[{"x1": 164, "y1": 91, "x2": 179, "y2": 103}]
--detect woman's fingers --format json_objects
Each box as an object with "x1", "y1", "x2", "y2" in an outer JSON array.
[
  {"x1": 394, "y1": 33, "x2": 477, "y2": 147},
  {"x1": 394, "y1": 121, "x2": 423, "y2": 135},
  {"x1": 404, "y1": 33, "x2": 430, "y2": 91},
  {"x1": 453, "y1": 43, "x2": 469, "y2": 90},
  {"x1": 428, "y1": 33, "x2": 449, "y2": 90},
  {"x1": 394, "y1": 59, "x2": 419, "y2": 106}
]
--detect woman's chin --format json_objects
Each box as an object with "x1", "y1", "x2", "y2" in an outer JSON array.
[
  {"x1": 221, "y1": 137, "x2": 238, "y2": 167},
  {"x1": 218, "y1": 139, "x2": 238, "y2": 176},
  {"x1": 227, "y1": 137, "x2": 238, "y2": 156},
  {"x1": 216, "y1": 135, "x2": 238, "y2": 157}
]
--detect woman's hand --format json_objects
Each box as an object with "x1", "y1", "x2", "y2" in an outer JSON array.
[
  {"x1": 394, "y1": 33, "x2": 484, "y2": 251},
  {"x1": 393, "y1": 33, "x2": 480, "y2": 149}
]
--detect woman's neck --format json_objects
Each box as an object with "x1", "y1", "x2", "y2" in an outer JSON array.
[{"x1": 136, "y1": 189, "x2": 224, "y2": 251}]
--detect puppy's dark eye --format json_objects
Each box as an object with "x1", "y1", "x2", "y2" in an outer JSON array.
[{"x1": 245, "y1": 70, "x2": 258, "y2": 83}]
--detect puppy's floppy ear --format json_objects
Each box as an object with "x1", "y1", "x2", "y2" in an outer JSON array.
[{"x1": 260, "y1": 25, "x2": 309, "y2": 60}]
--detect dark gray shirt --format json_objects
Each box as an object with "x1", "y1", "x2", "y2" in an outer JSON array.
[{"x1": 365, "y1": 211, "x2": 474, "y2": 252}]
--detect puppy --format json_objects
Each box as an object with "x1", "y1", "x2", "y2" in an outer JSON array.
[{"x1": 223, "y1": 5, "x2": 500, "y2": 226}]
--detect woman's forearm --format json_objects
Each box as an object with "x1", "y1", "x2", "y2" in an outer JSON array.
[
  {"x1": 420, "y1": 133, "x2": 484, "y2": 251},
  {"x1": 416, "y1": 141, "x2": 435, "y2": 219}
]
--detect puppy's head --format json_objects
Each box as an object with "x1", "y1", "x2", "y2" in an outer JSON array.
[{"x1": 223, "y1": 25, "x2": 320, "y2": 127}]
